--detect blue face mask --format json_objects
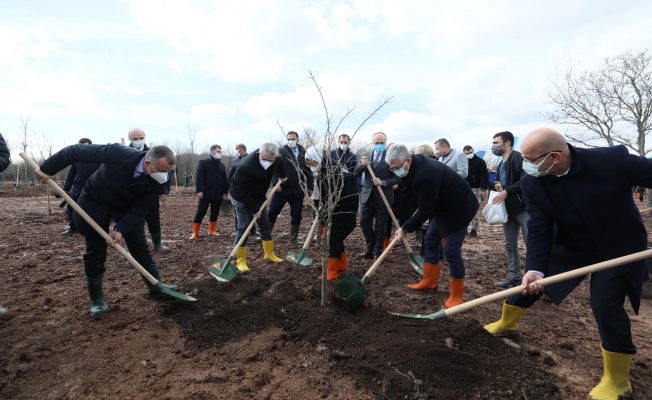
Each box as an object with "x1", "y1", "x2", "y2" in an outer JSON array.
[
  {"x1": 374, "y1": 144, "x2": 386, "y2": 154},
  {"x1": 523, "y1": 153, "x2": 554, "y2": 177}
]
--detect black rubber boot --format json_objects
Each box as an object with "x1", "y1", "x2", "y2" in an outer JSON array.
[
  {"x1": 141, "y1": 264, "x2": 178, "y2": 294},
  {"x1": 86, "y1": 274, "x2": 110, "y2": 316},
  {"x1": 150, "y1": 232, "x2": 170, "y2": 252},
  {"x1": 290, "y1": 224, "x2": 303, "y2": 246}
]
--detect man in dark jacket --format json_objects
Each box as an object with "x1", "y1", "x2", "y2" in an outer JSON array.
[
  {"x1": 189, "y1": 144, "x2": 229, "y2": 239},
  {"x1": 485, "y1": 128, "x2": 650, "y2": 399},
  {"x1": 128, "y1": 128, "x2": 169, "y2": 251},
  {"x1": 491, "y1": 131, "x2": 529, "y2": 288},
  {"x1": 61, "y1": 138, "x2": 101, "y2": 235},
  {"x1": 228, "y1": 143, "x2": 253, "y2": 237},
  {"x1": 268, "y1": 131, "x2": 314, "y2": 245},
  {"x1": 230, "y1": 142, "x2": 287, "y2": 271},
  {"x1": 354, "y1": 132, "x2": 401, "y2": 260},
  {"x1": 36, "y1": 144, "x2": 178, "y2": 317},
  {"x1": 390, "y1": 145, "x2": 478, "y2": 308},
  {"x1": 330, "y1": 134, "x2": 357, "y2": 173},
  {"x1": 462, "y1": 145, "x2": 488, "y2": 237},
  {"x1": 0, "y1": 133, "x2": 9, "y2": 314}
]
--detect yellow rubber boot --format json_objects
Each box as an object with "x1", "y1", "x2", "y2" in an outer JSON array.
[
  {"x1": 588, "y1": 345, "x2": 633, "y2": 400},
  {"x1": 208, "y1": 221, "x2": 219, "y2": 236},
  {"x1": 444, "y1": 278, "x2": 464, "y2": 308},
  {"x1": 189, "y1": 223, "x2": 201, "y2": 240},
  {"x1": 262, "y1": 240, "x2": 283, "y2": 263},
  {"x1": 339, "y1": 252, "x2": 347, "y2": 272},
  {"x1": 236, "y1": 247, "x2": 249, "y2": 272},
  {"x1": 484, "y1": 301, "x2": 527, "y2": 334},
  {"x1": 407, "y1": 262, "x2": 441, "y2": 290}
]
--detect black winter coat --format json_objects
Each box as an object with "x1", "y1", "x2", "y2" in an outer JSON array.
[
  {"x1": 230, "y1": 149, "x2": 287, "y2": 213},
  {"x1": 273, "y1": 144, "x2": 313, "y2": 198},
  {"x1": 496, "y1": 151, "x2": 526, "y2": 215},
  {"x1": 63, "y1": 161, "x2": 101, "y2": 197},
  {"x1": 195, "y1": 157, "x2": 228, "y2": 199},
  {"x1": 465, "y1": 154, "x2": 489, "y2": 190},
  {"x1": 0, "y1": 133, "x2": 9, "y2": 172}
]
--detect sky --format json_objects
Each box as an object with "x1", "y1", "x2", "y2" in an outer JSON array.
[{"x1": 1, "y1": 0, "x2": 651, "y2": 164}]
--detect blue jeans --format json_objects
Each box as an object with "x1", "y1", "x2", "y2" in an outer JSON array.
[
  {"x1": 502, "y1": 210, "x2": 529, "y2": 282},
  {"x1": 231, "y1": 198, "x2": 271, "y2": 247},
  {"x1": 423, "y1": 218, "x2": 467, "y2": 279}
]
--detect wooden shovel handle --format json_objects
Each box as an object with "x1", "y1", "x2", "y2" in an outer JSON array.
[
  {"x1": 366, "y1": 164, "x2": 414, "y2": 254},
  {"x1": 228, "y1": 180, "x2": 284, "y2": 258},
  {"x1": 301, "y1": 214, "x2": 321, "y2": 251},
  {"x1": 20, "y1": 152, "x2": 159, "y2": 285},
  {"x1": 640, "y1": 206, "x2": 652, "y2": 213},
  {"x1": 363, "y1": 235, "x2": 401, "y2": 279},
  {"x1": 445, "y1": 248, "x2": 652, "y2": 318}
]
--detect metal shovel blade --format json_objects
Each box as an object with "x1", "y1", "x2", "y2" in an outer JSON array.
[
  {"x1": 209, "y1": 256, "x2": 238, "y2": 282},
  {"x1": 335, "y1": 273, "x2": 369, "y2": 309},
  {"x1": 409, "y1": 254, "x2": 424, "y2": 275},
  {"x1": 286, "y1": 249, "x2": 313, "y2": 266},
  {"x1": 388, "y1": 309, "x2": 447, "y2": 321},
  {"x1": 157, "y1": 283, "x2": 197, "y2": 301}
]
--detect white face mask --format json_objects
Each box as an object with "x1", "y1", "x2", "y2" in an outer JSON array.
[
  {"x1": 339, "y1": 144, "x2": 348, "y2": 151},
  {"x1": 211, "y1": 152, "x2": 222, "y2": 160},
  {"x1": 132, "y1": 140, "x2": 145, "y2": 150},
  {"x1": 260, "y1": 159, "x2": 273, "y2": 170},
  {"x1": 147, "y1": 163, "x2": 168, "y2": 184},
  {"x1": 287, "y1": 139, "x2": 297, "y2": 149},
  {"x1": 465, "y1": 153, "x2": 474, "y2": 160},
  {"x1": 310, "y1": 166, "x2": 319, "y2": 173}
]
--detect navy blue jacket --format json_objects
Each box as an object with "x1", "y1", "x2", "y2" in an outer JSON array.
[
  {"x1": 400, "y1": 155, "x2": 478, "y2": 236},
  {"x1": 330, "y1": 148, "x2": 357, "y2": 173},
  {"x1": 496, "y1": 150, "x2": 526, "y2": 215},
  {"x1": 195, "y1": 157, "x2": 228, "y2": 200},
  {"x1": 228, "y1": 153, "x2": 246, "y2": 189},
  {"x1": 63, "y1": 161, "x2": 101, "y2": 197},
  {"x1": 230, "y1": 149, "x2": 287, "y2": 213},
  {"x1": 272, "y1": 144, "x2": 314, "y2": 198},
  {"x1": 0, "y1": 133, "x2": 9, "y2": 172},
  {"x1": 522, "y1": 144, "x2": 650, "y2": 310},
  {"x1": 40, "y1": 144, "x2": 166, "y2": 235}
]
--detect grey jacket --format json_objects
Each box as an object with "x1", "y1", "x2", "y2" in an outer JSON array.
[{"x1": 439, "y1": 148, "x2": 468, "y2": 178}]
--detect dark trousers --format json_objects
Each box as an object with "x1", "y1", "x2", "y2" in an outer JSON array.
[
  {"x1": 193, "y1": 198, "x2": 223, "y2": 223},
  {"x1": 360, "y1": 195, "x2": 389, "y2": 255},
  {"x1": 268, "y1": 192, "x2": 304, "y2": 225},
  {"x1": 423, "y1": 218, "x2": 467, "y2": 279},
  {"x1": 66, "y1": 192, "x2": 81, "y2": 229},
  {"x1": 231, "y1": 198, "x2": 271, "y2": 247},
  {"x1": 74, "y1": 195, "x2": 156, "y2": 279},
  {"x1": 145, "y1": 201, "x2": 161, "y2": 235},
  {"x1": 329, "y1": 206, "x2": 358, "y2": 258},
  {"x1": 507, "y1": 267, "x2": 636, "y2": 354}
]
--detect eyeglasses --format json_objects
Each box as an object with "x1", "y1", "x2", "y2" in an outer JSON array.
[
  {"x1": 389, "y1": 160, "x2": 407, "y2": 171},
  {"x1": 523, "y1": 151, "x2": 562, "y2": 163}
]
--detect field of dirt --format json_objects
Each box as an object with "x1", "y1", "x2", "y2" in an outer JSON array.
[{"x1": 1, "y1": 184, "x2": 651, "y2": 399}]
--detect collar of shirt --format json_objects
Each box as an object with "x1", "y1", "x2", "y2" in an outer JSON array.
[{"x1": 135, "y1": 158, "x2": 147, "y2": 177}]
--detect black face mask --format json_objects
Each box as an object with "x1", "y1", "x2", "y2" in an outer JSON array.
[{"x1": 491, "y1": 146, "x2": 505, "y2": 156}]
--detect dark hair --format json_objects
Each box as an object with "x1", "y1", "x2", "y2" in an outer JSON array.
[
  {"x1": 462, "y1": 145, "x2": 473, "y2": 152},
  {"x1": 338, "y1": 134, "x2": 351, "y2": 141},
  {"x1": 79, "y1": 138, "x2": 92, "y2": 144},
  {"x1": 236, "y1": 143, "x2": 246, "y2": 151},
  {"x1": 145, "y1": 146, "x2": 175, "y2": 166},
  {"x1": 434, "y1": 138, "x2": 450, "y2": 148},
  {"x1": 493, "y1": 131, "x2": 514, "y2": 147},
  {"x1": 210, "y1": 144, "x2": 221, "y2": 151},
  {"x1": 287, "y1": 131, "x2": 299, "y2": 139}
]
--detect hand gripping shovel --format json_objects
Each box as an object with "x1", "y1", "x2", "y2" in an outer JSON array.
[
  {"x1": 335, "y1": 236, "x2": 401, "y2": 309},
  {"x1": 209, "y1": 180, "x2": 283, "y2": 282},
  {"x1": 286, "y1": 214, "x2": 320, "y2": 266},
  {"x1": 366, "y1": 164, "x2": 424, "y2": 275},
  {"x1": 390, "y1": 247, "x2": 652, "y2": 320},
  {"x1": 20, "y1": 153, "x2": 196, "y2": 302}
]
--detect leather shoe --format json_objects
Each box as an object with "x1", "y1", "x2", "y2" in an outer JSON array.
[
  {"x1": 358, "y1": 250, "x2": 374, "y2": 259},
  {"x1": 61, "y1": 227, "x2": 75, "y2": 236},
  {"x1": 373, "y1": 254, "x2": 382, "y2": 261},
  {"x1": 495, "y1": 278, "x2": 520, "y2": 289},
  {"x1": 470, "y1": 229, "x2": 477, "y2": 238}
]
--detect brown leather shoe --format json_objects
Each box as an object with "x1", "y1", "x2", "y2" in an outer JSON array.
[{"x1": 358, "y1": 250, "x2": 374, "y2": 259}]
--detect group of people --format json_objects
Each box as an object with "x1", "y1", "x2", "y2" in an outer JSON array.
[{"x1": 17, "y1": 124, "x2": 649, "y2": 400}]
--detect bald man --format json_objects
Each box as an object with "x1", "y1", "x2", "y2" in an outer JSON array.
[{"x1": 485, "y1": 128, "x2": 650, "y2": 399}]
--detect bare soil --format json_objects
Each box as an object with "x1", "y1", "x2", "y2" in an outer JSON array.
[{"x1": 1, "y1": 185, "x2": 651, "y2": 399}]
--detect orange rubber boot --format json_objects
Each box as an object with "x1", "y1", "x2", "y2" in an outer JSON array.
[
  {"x1": 407, "y1": 262, "x2": 441, "y2": 290},
  {"x1": 444, "y1": 278, "x2": 464, "y2": 308},
  {"x1": 189, "y1": 223, "x2": 201, "y2": 240},
  {"x1": 339, "y1": 252, "x2": 347, "y2": 271},
  {"x1": 318, "y1": 258, "x2": 341, "y2": 281},
  {"x1": 208, "y1": 221, "x2": 218, "y2": 236}
]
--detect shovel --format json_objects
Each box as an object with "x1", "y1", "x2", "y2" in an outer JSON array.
[
  {"x1": 20, "y1": 153, "x2": 196, "y2": 302},
  {"x1": 286, "y1": 214, "x2": 320, "y2": 265},
  {"x1": 335, "y1": 236, "x2": 401, "y2": 309},
  {"x1": 366, "y1": 164, "x2": 424, "y2": 275},
  {"x1": 390, "y1": 247, "x2": 652, "y2": 320},
  {"x1": 209, "y1": 180, "x2": 283, "y2": 282}
]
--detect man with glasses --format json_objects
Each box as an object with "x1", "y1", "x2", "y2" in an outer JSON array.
[
  {"x1": 490, "y1": 131, "x2": 529, "y2": 288},
  {"x1": 485, "y1": 127, "x2": 650, "y2": 399}
]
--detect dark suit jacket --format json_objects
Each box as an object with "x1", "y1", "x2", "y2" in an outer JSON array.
[
  {"x1": 522, "y1": 144, "x2": 650, "y2": 310},
  {"x1": 195, "y1": 157, "x2": 228, "y2": 199},
  {"x1": 330, "y1": 148, "x2": 357, "y2": 173},
  {"x1": 354, "y1": 149, "x2": 400, "y2": 204},
  {"x1": 40, "y1": 144, "x2": 166, "y2": 235},
  {"x1": 63, "y1": 162, "x2": 101, "y2": 197},
  {"x1": 400, "y1": 155, "x2": 478, "y2": 236},
  {"x1": 0, "y1": 133, "x2": 9, "y2": 172},
  {"x1": 272, "y1": 144, "x2": 314, "y2": 198}
]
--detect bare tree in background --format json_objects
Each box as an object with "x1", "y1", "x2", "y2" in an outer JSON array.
[
  {"x1": 187, "y1": 119, "x2": 198, "y2": 183},
  {"x1": 18, "y1": 110, "x2": 34, "y2": 184}
]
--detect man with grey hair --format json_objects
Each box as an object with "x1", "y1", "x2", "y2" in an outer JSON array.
[
  {"x1": 35, "y1": 143, "x2": 178, "y2": 317},
  {"x1": 434, "y1": 138, "x2": 468, "y2": 178},
  {"x1": 229, "y1": 142, "x2": 288, "y2": 271},
  {"x1": 388, "y1": 144, "x2": 478, "y2": 308}
]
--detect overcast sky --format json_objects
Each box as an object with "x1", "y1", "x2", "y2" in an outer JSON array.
[{"x1": 2, "y1": 0, "x2": 651, "y2": 162}]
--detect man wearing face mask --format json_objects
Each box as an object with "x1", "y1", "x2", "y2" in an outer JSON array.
[
  {"x1": 267, "y1": 131, "x2": 314, "y2": 246},
  {"x1": 229, "y1": 142, "x2": 287, "y2": 271},
  {"x1": 228, "y1": 144, "x2": 255, "y2": 238},
  {"x1": 462, "y1": 145, "x2": 489, "y2": 238},
  {"x1": 485, "y1": 128, "x2": 651, "y2": 400},
  {"x1": 354, "y1": 132, "x2": 401, "y2": 260},
  {"x1": 330, "y1": 134, "x2": 357, "y2": 173},
  {"x1": 189, "y1": 145, "x2": 229, "y2": 239},
  {"x1": 35, "y1": 144, "x2": 179, "y2": 317},
  {"x1": 389, "y1": 144, "x2": 478, "y2": 308},
  {"x1": 434, "y1": 138, "x2": 468, "y2": 178},
  {"x1": 128, "y1": 128, "x2": 169, "y2": 251},
  {"x1": 490, "y1": 131, "x2": 529, "y2": 289}
]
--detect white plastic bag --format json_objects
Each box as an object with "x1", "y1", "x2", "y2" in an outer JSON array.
[{"x1": 482, "y1": 191, "x2": 508, "y2": 225}]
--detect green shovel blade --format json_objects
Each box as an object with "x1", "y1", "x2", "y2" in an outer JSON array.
[
  {"x1": 286, "y1": 249, "x2": 313, "y2": 266},
  {"x1": 388, "y1": 309, "x2": 447, "y2": 320},
  {"x1": 335, "y1": 273, "x2": 369, "y2": 309},
  {"x1": 409, "y1": 254, "x2": 424, "y2": 275},
  {"x1": 156, "y1": 283, "x2": 197, "y2": 301},
  {"x1": 209, "y1": 256, "x2": 238, "y2": 282}
]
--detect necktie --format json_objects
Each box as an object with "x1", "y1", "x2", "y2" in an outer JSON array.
[{"x1": 373, "y1": 153, "x2": 380, "y2": 166}]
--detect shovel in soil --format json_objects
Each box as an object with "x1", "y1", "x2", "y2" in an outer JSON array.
[
  {"x1": 286, "y1": 214, "x2": 320, "y2": 266},
  {"x1": 20, "y1": 153, "x2": 196, "y2": 302},
  {"x1": 335, "y1": 236, "x2": 401, "y2": 309},
  {"x1": 389, "y1": 248, "x2": 652, "y2": 320},
  {"x1": 366, "y1": 165, "x2": 424, "y2": 275},
  {"x1": 209, "y1": 180, "x2": 283, "y2": 282}
]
